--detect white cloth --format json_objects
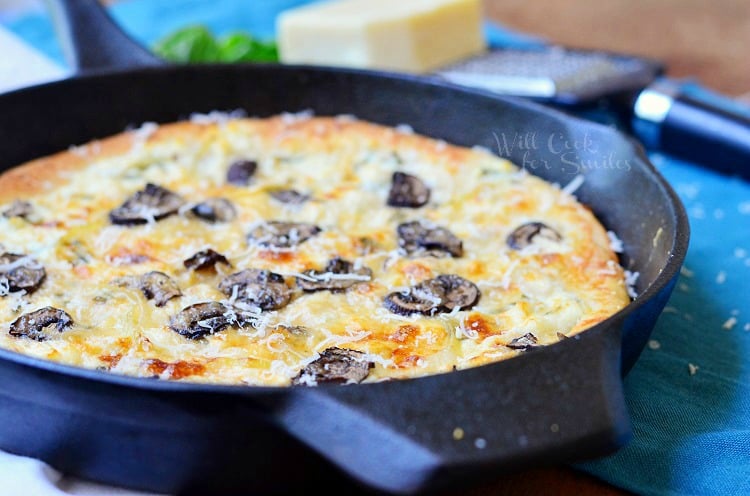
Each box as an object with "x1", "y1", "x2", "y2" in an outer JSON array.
[
  {"x1": 0, "y1": 25, "x2": 154, "y2": 496},
  {"x1": 0, "y1": 25, "x2": 67, "y2": 94},
  {"x1": 0, "y1": 450, "x2": 163, "y2": 496}
]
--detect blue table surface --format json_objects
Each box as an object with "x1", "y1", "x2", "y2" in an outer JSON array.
[{"x1": 3, "y1": 2, "x2": 750, "y2": 495}]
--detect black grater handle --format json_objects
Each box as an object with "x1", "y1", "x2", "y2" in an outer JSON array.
[{"x1": 632, "y1": 81, "x2": 750, "y2": 180}]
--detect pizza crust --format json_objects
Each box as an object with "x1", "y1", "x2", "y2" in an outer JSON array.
[{"x1": 0, "y1": 115, "x2": 630, "y2": 386}]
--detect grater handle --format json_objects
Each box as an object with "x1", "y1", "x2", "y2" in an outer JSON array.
[{"x1": 633, "y1": 80, "x2": 750, "y2": 180}]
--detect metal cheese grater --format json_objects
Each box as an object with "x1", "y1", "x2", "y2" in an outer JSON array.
[
  {"x1": 436, "y1": 46, "x2": 662, "y2": 106},
  {"x1": 434, "y1": 46, "x2": 750, "y2": 179}
]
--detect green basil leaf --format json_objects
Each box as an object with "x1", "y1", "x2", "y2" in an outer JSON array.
[
  {"x1": 218, "y1": 33, "x2": 279, "y2": 63},
  {"x1": 153, "y1": 26, "x2": 220, "y2": 63}
]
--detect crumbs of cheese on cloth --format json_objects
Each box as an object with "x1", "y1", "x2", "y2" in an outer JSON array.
[
  {"x1": 722, "y1": 317, "x2": 738, "y2": 330},
  {"x1": 688, "y1": 363, "x2": 699, "y2": 376},
  {"x1": 648, "y1": 339, "x2": 661, "y2": 350}
]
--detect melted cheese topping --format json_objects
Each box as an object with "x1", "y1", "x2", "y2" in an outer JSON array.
[{"x1": 0, "y1": 116, "x2": 629, "y2": 386}]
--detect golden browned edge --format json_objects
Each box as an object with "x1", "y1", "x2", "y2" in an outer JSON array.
[{"x1": 0, "y1": 117, "x2": 477, "y2": 202}]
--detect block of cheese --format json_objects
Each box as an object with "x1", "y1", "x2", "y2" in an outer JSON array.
[{"x1": 277, "y1": 0, "x2": 486, "y2": 73}]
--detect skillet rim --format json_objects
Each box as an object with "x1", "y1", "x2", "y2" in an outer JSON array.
[{"x1": 0, "y1": 63, "x2": 690, "y2": 394}]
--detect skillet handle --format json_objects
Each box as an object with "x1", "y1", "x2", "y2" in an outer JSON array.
[
  {"x1": 45, "y1": 0, "x2": 163, "y2": 72},
  {"x1": 271, "y1": 326, "x2": 632, "y2": 494}
]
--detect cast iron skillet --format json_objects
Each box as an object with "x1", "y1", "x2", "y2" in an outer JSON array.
[{"x1": 0, "y1": 1, "x2": 689, "y2": 494}]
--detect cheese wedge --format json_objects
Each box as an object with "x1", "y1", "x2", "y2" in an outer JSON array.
[{"x1": 277, "y1": 0, "x2": 487, "y2": 73}]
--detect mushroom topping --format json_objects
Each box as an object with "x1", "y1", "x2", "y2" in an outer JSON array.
[
  {"x1": 190, "y1": 198, "x2": 237, "y2": 222},
  {"x1": 0, "y1": 253, "x2": 46, "y2": 295},
  {"x1": 168, "y1": 302, "x2": 232, "y2": 339},
  {"x1": 397, "y1": 220, "x2": 463, "y2": 258},
  {"x1": 269, "y1": 189, "x2": 310, "y2": 205},
  {"x1": 384, "y1": 274, "x2": 480, "y2": 316},
  {"x1": 109, "y1": 183, "x2": 185, "y2": 225},
  {"x1": 387, "y1": 172, "x2": 430, "y2": 208},
  {"x1": 506, "y1": 222, "x2": 562, "y2": 250},
  {"x1": 247, "y1": 221, "x2": 321, "y2": 249},
  {"x1": 183, "y1": 249, "x2": 231, "y2": 271},
  {"x1": 274, "y1": 324, "x2": 309, "y2": 335},
  {"x1": 9, "y1": 307, "x2": 73, "y2": 341},
  {"x1": 2, "y1": 200, "x2": 34, "y2": 220},
  {"x1": 218, "y1": 269, "x2": 292, "y2": 311},
  {"x1": 292, "y1": 348, "x2": 374, "y2": 386},
  {"x1": 139, "y1": 271, "x2": 182, "y2": 307},
  {"x1": 507, "y1": 333, "x2": 539, "y2": 351},
  {"x1": 296, "y1": 257, "x2": 372, "y2": 292},
  {"x1": 227, "y1": 159, "x2": 258, "y2": 186}
]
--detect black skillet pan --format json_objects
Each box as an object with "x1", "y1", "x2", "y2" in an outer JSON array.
[{"x1": 0, "y1": 1, "x2": 689, "y2": 494}]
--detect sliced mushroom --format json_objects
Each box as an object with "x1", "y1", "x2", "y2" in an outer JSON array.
[
  {"x1": 292, "y1": 348, "x2": 374, "y2": 386},
  {"x1": 506, "y1": 222, "x2": 562, "y2": 250},
  {"x1": 0, "y1": 253, "x2": 46, "y2": 295},
  {"x1": 190, "y1": 198, "x2": 237, "y2": 222},
  {"x1": 218, "y1": 269, "x2": 292, "y2": 311},
  {"x1": 384, "y1": 274, "x2": 480, "y2": 316},
  {"x1": 438, "y1": 275, "x2": 481, "y2": 312},
  {"x1": 227, "y1": 159, "x2": 258, "y2": 186},
  {"x1": 168, "y1": 302, "x2": 232, "y2": 339},
  {"x1": 2, "y1": 200, "x2": 34, "y2": 220},
  {"x1": 183, "y1": 249, "x2": 231, "y2": 271},
  {"x1": 384, "y1": 279, "x2": 444, "y2": 316},
  {"x1": 269, "y1": 189, "x2": 310, "y2": 205},
  {"x1": 297, "y1": 257, "x2": 372, "y2": 292},
  {"x1": 141, "y1": 271, "x2": 182, "y2": 306},
  {"x1": 274, "y1": 324, "x2": 309, "y2": 335},
  {"x1": 387, "y1": 172, "x2": 430, "y2": 208},
  {"x1": 247, "y1": 221, "x2": 321, "y2": 249},
  {"x1": 9, "y1": 307, "x2": 73, "y2": 341},
  {"x1": 109, "y1": 183, "x2": 185, "y2": 225},
  {"x1": 507, "y1": 332, "x2": 539, "y2": 351},
  {"x1": 397, "y1": 220, "x2": 463, "y2": 258}
]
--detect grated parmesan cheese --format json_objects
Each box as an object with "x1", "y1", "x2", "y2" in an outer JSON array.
[
  {"x1": 189, "y1": 109, "x2": 246, "y2": 125},
  {"x1": 607, "y1": 231, "x2": 624, "y2": 253},
  {"x1": 280, "y1": 109, "x2": 314, "y2": 125},
  {"x1": 624, "y1": 270, "x2": 639, "y2": 298},
  {"x1": 560, "y1": 174, "x2": 585, "y2": 196},
  {"x1": 130, "y1": 121, "x2": 159, "y2": 149}
]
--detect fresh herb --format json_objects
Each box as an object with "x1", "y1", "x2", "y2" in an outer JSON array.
[
  {"x1": 153, "y1": 26, "x2": 278, "y2": 63},
  {"x1": 218, "y1": 32, "x2": 279, "y2": 62}
]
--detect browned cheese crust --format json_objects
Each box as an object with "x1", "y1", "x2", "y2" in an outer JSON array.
[{"x1": 0, "y1": 114, "x2": 630, "y2": 386}]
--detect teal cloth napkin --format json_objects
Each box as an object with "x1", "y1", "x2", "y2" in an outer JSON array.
[{"x1": 4, "y1": 2, "x2": 750, "y2": 495}]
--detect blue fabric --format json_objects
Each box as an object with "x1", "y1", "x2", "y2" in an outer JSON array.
[
  {"x1": 578, "y1": 153, "x2": 750, "y2": 495},
  {"x1": 4, "y1": 2, "x2": 750, "y2": 495}
]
